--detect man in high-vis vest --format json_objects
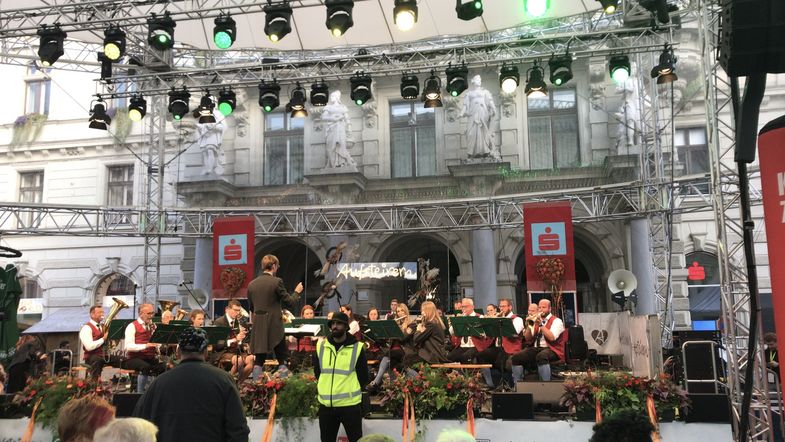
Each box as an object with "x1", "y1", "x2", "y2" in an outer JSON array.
[{"x1": 312, "y1": 312, "x2": 368, "y2": 442}]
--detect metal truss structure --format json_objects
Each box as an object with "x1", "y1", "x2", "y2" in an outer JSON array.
[{"x1": 700, "y1": 0, "x2": 773, "y2": 440}]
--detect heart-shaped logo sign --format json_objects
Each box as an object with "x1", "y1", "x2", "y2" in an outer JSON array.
[{"x1": 591, "y1": 329, "x2": 609, "y2": 346}]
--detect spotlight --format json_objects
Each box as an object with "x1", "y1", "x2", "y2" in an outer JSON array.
[
  {"x1": 350, "y1": 72, "x2": 372, "y2": 106},
  {"x1": 400, "y1": 74, "x2": 420, "y2": 100},
  {"x1": 394, "y1": 0, "x2": 418, "y2": 31},
  {"x1": 103, "y1": 26, "x2": 126, "y2": 62},
  {"x1": 525, "y1": 0, "x2": 549, "y2": 18},
  {"x1": 264, "y1": 2, "x2": 293, "y2": 43},
  {"x1": 128, "y1": 95, "x2": 147, "y2": 121},
  {"x1": 196, "y1": 93, "x2": 216, "y2": 124},
  {"x1": 548, "y1": 54, "x2": 573, "y2": 86},
  {"x1": 326, "y1": 0, "x2": 354, "y2": 37},
  {"x1": 213, "y1": 13, "x2": 236, "y2": 49},
  {"x1": 499, "y1": 65, "x2": 520, "y2": 94},
  {"x1": 168, "y1": 87, "x2": 191, "y2": 121},
  {"x1": 288, "y1": 83, "x2": 308, "y2": 118},
  {"x1": 640, "y1": 0, "x2": 673, "y2": 24},
  {"x1": 37, "y1": 24, "x2": 66, "y2": 67},
  {"x1": 596, "y1": 0, "x2": 619, "y2": 14},
  {"x1": 456, "y1": 0, "x2": 483, "y2": 21},
  {"x1": 524, "y1": 61, "x2": 548, "y2": 98},
  {"x1": 98, "y1": 53, "x2": 112, "y2": 81},
  {"x1": 217, "y1": 88, "x2": 236, "y2": 116},
  {"x1": 310, "y1": 80, "x2": 329, "y2": 106},
  {"x1": 147, "y1": 12, "x2": 176, "y2": 50},
  {"x1": 422, "y1": 71, "x2": 443, "y2": 108},
  {"x1": 651, "y1": 44, "x2": 678, "y2": 84},
  {"x1": 89, "y1": 98, "x2": 111, "y2": 130},
  {"x1": 258, "y1": 80, "x2": 281, "y2": 112},
  {"x1": 609, "y1": 55, "x2": 631, "y2": 84},
  {"x1": 445, "y1": 63, "x2": 469, "y2": 97}
]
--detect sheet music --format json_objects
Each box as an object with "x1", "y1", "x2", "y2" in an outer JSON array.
[{"x1": 284, "y1": 324, "x2": 322, "y2": 335}]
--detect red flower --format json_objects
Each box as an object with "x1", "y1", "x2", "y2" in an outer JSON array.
[
  {"x1": 45, "y1": 380, "x2": 54, "y2": 385},
  {"x1": 29, "y1": 390, "x2": 37, "y2": 396},
  {"x1": 446, "y1": 383, "x2": 453, "y2": 390},
  {"x1": 413, "y1": 387, "x2": 422, "y2": 394}
]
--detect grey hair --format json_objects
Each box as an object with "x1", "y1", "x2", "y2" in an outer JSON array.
[
  {"x1": 357, "y1": 435, "x2": 396, "y2": 442},
  {"x1": 93, "y1": 418, "x2": 158, "y2": 442},
  {"x1": 436, "y1": 428, "x2": 476, "y2": 442}
]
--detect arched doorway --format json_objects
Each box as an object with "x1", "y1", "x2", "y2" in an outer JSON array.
[
  {"x1": 95, "y1": 273, "x2": 135, "y2": 305},
  {"x1": 255, "y1": 239, "x2": 322, "y2": 313}
]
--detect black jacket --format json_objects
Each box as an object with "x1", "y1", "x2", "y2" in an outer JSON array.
[{"x1": 312, "y1": 333, "x2": 369, "y2": 388}]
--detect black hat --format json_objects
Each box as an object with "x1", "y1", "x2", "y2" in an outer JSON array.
[
  {"x1": 328, "y1": 312, "x2": 350, "y2": 326},
  {"x1": 179, "y1": 327, "x2": 208, "y2": 352}
]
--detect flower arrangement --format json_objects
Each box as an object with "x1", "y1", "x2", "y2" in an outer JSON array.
[
  {"x1": 239, "y1": 372, "x2": 319, "y2": 418},
  {"x1": 536, "y1": 257, "x2": 565, "y2": 312},
  {"x1": 379, "y1": 364, "x2": 489, "y2": 420},
  {"x1": 12, "y1": 374, "x2": 112, "y2": 430},
  {"x1": 220, "y1": 267, "x2": 246, "y2": 297}
]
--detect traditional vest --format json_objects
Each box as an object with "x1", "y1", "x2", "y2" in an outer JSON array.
[
  {"x1": 501, "y1": 314, "x2": 523, "y2": 355},
  {"x1": 316, "y1": 339, "x2": 363, "y2": 407},
  {"x1": 542, "y1": 315, "x2": 567, "y2": 362},
  {"x1": 82, "y1": 322, "x2": 103, "y2": 360},
  {"x1": 126, "y1": 321, "x2": 156, "y2": 359},
  {"x1": 470, "y1": 313, "x2": 495, "y2": 352},
  {"x1": 298, "y1": 336, "x2": 316, "y2": 353}
]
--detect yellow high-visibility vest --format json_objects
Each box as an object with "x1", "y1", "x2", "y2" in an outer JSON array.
[{"x1": 316, "y1": 339, "x2": 362, "y2": 407}]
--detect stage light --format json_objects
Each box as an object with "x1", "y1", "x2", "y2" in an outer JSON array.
[
  {"x1": 213, "y1": 13, "x2": 236, "y2": 49},
  {"x1": 288, "y1": 83, "x2": 308, "y2": 118},
  {"x1": 597, "y1": 0, "x2": 619, "y2": 14},
  {"x1": 400, "y1": 74, "x2": 420, "y2": 100},
  {"x1": 264, "y1": 2, "x2": 293, "y2": 42},
  {"x1": 394, "y1": 0, "x2": 418, "y2": 31},
  {"x1": 217, "y1": 88, "x2": 236, "y2": 116},
  {"x1": 103, "y1": 26, "x2": 126, "y2": 62},
  {"x1": 310, "y1": 80, "x2": 329, "y2": 106},
  {"x1": 258, "y1": 80, "x2": 281, "y2": 112},
  {"x1": 524, "y1": 61, "x2": 548, "y2": 98},
  {"x1": 89, "y1": 98, "x2": 111, "y2": 130},
  {"x1": 37, "y1": 24, "x2": 66, "y2": 67},
  {"x1": 350, "y1": 72, "x2": 372, "y2": 106},
  {"x1": 326, "y1": 0, "x2": 354, "y2": 37},
  {"x1": 148, "y1": 12, "x2": 176, "y2": 50},
  {"x1": 640, "y1": 0, "x2": 672, "y2": 24},
  {"x1": 422, "y1": 71, "x2": 443, "y2": 108},
  {"x1": 548, "y1": 54, "x2": 573, "y2": 86},
  {"x1": 499, "y1": 65, "x2": 520, "y2": 94},
  {"x1": 446, "y1": 63, "x2": 469, "y2": 97},
  {"x1": 98, "y1": 53, "x2": 112, "y2": 81},
  {"x1": 128, "y1": 95, "x2": 147, "y2": 121},
  {"x1": 525, "y1": 0, "x2": 549, "y2": 18},
  {"x1": 456, "y1": 0, "x2": 483, "y2": 21},
  {"x1": 168, "y1": 87, "x2": 191, "y2": 121},
  {"x1": 609, "y1": 55, "x2": 630, "y2": 84},
  {"x1": 651, "y1": 44, "x2": 678, "y2": 84},
  {"x1": 196, "y1": 93, "x2": 216, "y2": 124}
]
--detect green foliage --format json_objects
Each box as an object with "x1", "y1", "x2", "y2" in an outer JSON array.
[
  {"x1": 275, "y1": 372, "x2": 319, "y2": 418},
  {"x1": 11, "y1": 113, "x2": 48, "y2": 145},
  {"x1": 12, "y1": 375, "x2": 112, "y2": 430}
]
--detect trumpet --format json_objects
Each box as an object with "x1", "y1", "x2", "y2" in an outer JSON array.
[{"x1": 525, "y1": 314, "x2": 540, "y2": 327}]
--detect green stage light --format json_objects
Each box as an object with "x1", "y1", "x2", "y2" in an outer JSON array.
[
  {"x1": 609, "y1": 55, "x2": 631, "y2": 84},
  {"x1": 217, "y1": 88, "x2": 236, "y2": 116},
  {"x1": 525, "y1": 0, "x2": 549, "y2": 17},
  {"x1": 147, "y1": 12, "x2": 176, "y2": 50},
  {"x1": 213, "y1": 14, "x2": 236, "y2": 49}
]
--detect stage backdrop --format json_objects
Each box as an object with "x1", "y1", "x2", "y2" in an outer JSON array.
[
  {"x1": 523, "y1": 201, "x2": 576, "y2": 293},
  {"x1": 212, "y1": 217, "x2": 255, "y2": 299}
]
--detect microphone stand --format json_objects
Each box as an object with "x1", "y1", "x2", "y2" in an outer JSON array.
[{"x1": 180, "y1": 281, "x2": 212, "y2": 321}]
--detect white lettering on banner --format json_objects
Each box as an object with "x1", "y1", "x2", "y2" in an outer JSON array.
[
  {"x1": 777, "y1": 171, "x2": 785, "y2": 196},
  {"x1": 336, "y1": 262, "x2": 417, "y2": 281},
  {"x1": 780, "y1": 200, "x2": 785, "y2": 223}
]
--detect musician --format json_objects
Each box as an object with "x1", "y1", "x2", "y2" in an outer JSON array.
[
  {"x1": 363, "y1": 307, "x2": 385, "y2": 370},
  {"x1": 123, "y1": 303, "x2": 166, "y2": 393},
  {"x1": 366, "y1": 303, "x2": 414, "y2": 391},
  {"x1": 510, "y1": 299, "x2": 566, "y2": 382},
  {"x1": 339, "y1": 304, "x2": 362, "y2": 339},
  {"x1": 80, "y1": 305, "x2": 109, "y2": 379},
  {"x1": 402, "y1": 301, "x2": 449, "y2": 372},
  {"x1": 213, "y1": 300, "x2": 254, "y2": 381},
  {"x1": 447, "y1": 298, "x2": 492, "y2": 363},
  {"x1": 289, "y1": 305, "x2": 318, "y2": 371},
  {"x1": 384, "y1": 299, "x2": 398, "y2": 320},
  {"x1": 477, "y1": 298, "x2": 524, "y2": 388},
  {"x1": 248, "y1": 254, "x2": 303, "y2": 379},
  {"x1": 189, "y1": 309, "x2": 206, "y2": 328},
  {"x1": 367, "y1": 307, "x2": 380, "y2": 321},
  {"x1": 161, "y1": 310, "x2": 174, "y2": 325},
  {"x1": 485, "y1": 304, "x2": 499, "y2": 317},
  {"x1": 452, "y1": 300, "x2": 463, "y2": 315}
]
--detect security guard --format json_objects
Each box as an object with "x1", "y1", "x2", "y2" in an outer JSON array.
[{"x1": 313, "y1": 312, "x2": 368, "y2": 442}]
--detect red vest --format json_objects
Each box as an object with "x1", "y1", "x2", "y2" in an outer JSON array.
[
  {"x1": 470, "y1": 313, "x2": 495, "y2": 352},
  {"x1": 543, "y1": 315, "x2": 567, "y2": 362},
  {"x1": 501, "y1": 314, "x2": 523, "y2": 355},
  {"x1": 126, "y1": 321, "x2": 157, "y2": 359},
  {"x1": 298, "y1": 336, "x2": 316, "y2": 352},
  {"x1": 82, "y1": 323, "x2": 103, "y2": 360}
]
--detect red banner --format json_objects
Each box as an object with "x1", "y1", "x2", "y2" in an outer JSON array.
[
  {"x1": 212, "y1": 217, "x2": 255, "y2": 299},
  {"x1": 523, "y1": 201, "x2": 576, "y2": 293},
  {"x1": 758, "y1": 117, "x2": 785, "y2": 383}
]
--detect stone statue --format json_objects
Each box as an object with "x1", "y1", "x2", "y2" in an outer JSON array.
[
  {"x1": 461, "y1": 75, "x2": 500, "y2": 160},
  {"x1": 321, "y1": 91, "x2": 356, "y2": 168},
  {"x1": 614, "y1": 78, "x2": 641, "y2": 152},
  {"x1": 196, "y1": 114, "x2": 226, "y2": 175}
]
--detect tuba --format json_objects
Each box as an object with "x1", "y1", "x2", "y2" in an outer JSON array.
[
  {"x1": 102, "y1": 297, "x2": 129, "y2": 361},
  {"x1": 158, "y1": 300, "x2": 180, "y2": 314},
  {"x1": 175, "y1": 308, "x2": 189, "y2": 321}
]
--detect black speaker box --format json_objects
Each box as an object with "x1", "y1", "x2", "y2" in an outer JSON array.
[
  {"x1": 684, "y1": 394, "x2": 731, "y2": 423},
  {"x1": 113, "y1": 393, "x2": 142, "y2": 417},
  {"x1": 683, "y1": 341, "x2": 725, "y2": 394},
  {"x1": 491, "y1": 392, "x2": 533, "y2": 420},
  {"x1": 719, "y1": 0, "x2": 785, "y2": 76}
]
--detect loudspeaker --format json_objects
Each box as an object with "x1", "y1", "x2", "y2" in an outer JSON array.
[
  {"x1": 491, "y1": 392, "x2": 533, "y2": 420},
  {"x1": 684, "y1": 394, "x2": 732, "y2": 423},
  {"x1": 683, "y1": 341, "x2": 724, "y2": 394},
  {"x1": 113, "y1": 393, "x2": 142, "y2": 417},
  {"x1": 719, "y1": 0, "x2": 785, "y2": 76},
  {"x1": 515, "y1": 381, "x2": 564, "y2": 407}
]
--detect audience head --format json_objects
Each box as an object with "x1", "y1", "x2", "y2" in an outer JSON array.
[
  {"x1": 93, "y1": 418, "x2": 158, "y2": 442},
  {"x1": 57, "y1": 395, "x2": 116, "y2": 442},
  {"x1": 178, "y1": 327, "x2": 209, "y2": 361},
  {"x1": 765, "y1": 332, "x2": 777, "y2": 348},
  {"x1": 300, "y1": 304, "x2": 315, "y2": 319},
  {"x1": 589, "y1": 408, "x2": 654, "y2": 442},
  {"x1": 435, "y1": 428, "x2": 476, "y2": 442},
  {"x1": 358, "y1": 434, "x2": 396, "y2": 442}
]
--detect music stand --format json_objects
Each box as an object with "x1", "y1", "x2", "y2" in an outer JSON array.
[
  {"x1": 108, "y1": 319, "x2": 134, "y2": 342},
  {"x1": 477, "y1": 317, "x2": 518, "y2": 391},
  {"x1": 199, "y1": 326, "x2": 231, "y2": 347},
  {"x1": 150, "y1": 324, "x2": 190, "y2": 346},
  {"x1": 170, "y1": 320, "x2": 190, "y2": 326},
  {"x1": 364, "y1": 320, "x2": 405, "y2": 341},
  {"x1": 288, "y1": 318, "x2": 329, "y2": 337},
  {"x1": 450, "y1": 316, "x2": 486, "y2": 338}
]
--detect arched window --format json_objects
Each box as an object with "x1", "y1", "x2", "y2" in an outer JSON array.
[
  {"x1": 685, "y1": 252, "x2": 720, "y2": 327},
  {"x1": 95, "y1": 273, "x2": 135, "y2": 304}
]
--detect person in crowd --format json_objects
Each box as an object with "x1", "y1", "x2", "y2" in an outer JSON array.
[
  {"x1": 485, "y1": 304, "x2": 499, "y2": 317},
  {"x1": 6, "y1": 334, "x2": 46, "y2": 394},
  {"x1": 340, "y1": 304, "x2": 363, "y2": 339},
  {"x1": 80, "y1": 305, "x2": 109, "y2": 379},
  {"x1": 435, "y1": 427, "x2": 476, "y2": 442},
  {"x1": 213, "y1": 300, "x2": 254, "y2": 381},
  {"x1": 123, "y1": 303, "x2": 165, "y2": 393},
  {"x1": 313, "y1": 312, "x2": 368, "y2": 442},
  {"x1": 358, "y1": 435, "x2": 396, "y2": 442},
  {"x1": 510, "y1": 299, "x2": 566, "y2": 382},
  {"x1": 94, "y1": 418, "x2": 158, "y2": 442},
  {"x1": 134, "y1": 327, "x2": 250, "y2": 442},
  {"x1": 478, "y1": 298, "x2": 524, "y2": 388},
  {"x1": 248, "y1": 254, "x2": 303, "y2": 379},
  {"x1": 765, "y1": 332, "x2": 779, "y2": 380},
  {"x1": 189, "y1": 309, "x2": 206, "y2": 328},
  {"x1": 402, "y1": 301, "x2": 450, "y2": 373},
  {"x1": 363, "y1": 307, "x2": 386, "y2": 377},
  {"x1": 0, "y1": 363, "x2": 6, "y2": 394},
  {"x1": 57, "y1": 395, "x2": 116, "y2": 442},
  {"x1": 366, "y1": 303, "x2": 415, "y2": 391},
  {"x1": 384, "y1": 299, "x2": 399, "y2": 320},
  {"x1": 161, "y1": 310, "x2": 174, "y2": 325},
  {"x1": 590, "y1": 408, "x2": 654, "y2": 442}
]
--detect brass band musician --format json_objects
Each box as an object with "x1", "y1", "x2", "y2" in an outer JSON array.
[
  {"x1": 189, "y1": 309, "x2": 206, "y2": 328},
  {"x1": 123, "y1": 303, "x2": 166, "y2": 393},
  {"x1": 79, "y1": 305, "x2": 110, "y2": 379},
  {"x1": 477, "y1": 298, "x2": 525, "y2": 388},
  {"x1": 401, "y1": 301, "x2": 450, "y2": 373},
  {"x1": 213, "y1": 300, "x2": 254, "y2": 382},
  {"x1": 510, "y1": 299, "x2": 566, "y2": 382},
  {"x1": 366, "y1": 303, "x2": 415, "y2": 391}
]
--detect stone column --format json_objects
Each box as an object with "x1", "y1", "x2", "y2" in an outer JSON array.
[
  {"x1": 471, "y1": 228, "x2": 497, "y2": 309},
  {"x1": 630, "y1": 219, "x2": 656, "y2": 315},
  {"x1": 193, "y1": 238, "x2": 213, "y2": 313}
]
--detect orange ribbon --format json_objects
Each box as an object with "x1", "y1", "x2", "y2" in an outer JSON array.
[
  {"x1": 261, "y1": 392, "x2": 277, "y2": 442},
  {"x1": 21, "y1": 397, "x2": 43, "y2": 442},
  {"x1": 646, "y1": 394, "x2": 660, "y2": 442},
  {"x1": 466, "y1": 398, "x2": 475, "y2": 437},
  {"x1": 594, "y1": 395, "x2": 602, "y2": 423},
  {"x1": 402, "y1": 391, "x2": 417, "y2": 442}
]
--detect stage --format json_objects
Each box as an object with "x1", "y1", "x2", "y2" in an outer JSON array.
[{"x1": 0, "y1": 417, "x2": 733, "y2": 441}]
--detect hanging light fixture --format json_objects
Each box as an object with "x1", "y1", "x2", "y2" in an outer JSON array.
[
  {"x1": 264, "y1": 2, "x2": 293, "y2": 42},
  {"x1": 168, "y1": 87, "x2": 191, "y2": 120},
  {"x1": 394, "y1": 0, "x2": 418, "y2": 31},
  {"x1": 258, "y1": 80, "x2": 281, "y2": 112},
  {"x1": 524, "y1": 61, "x2": 548, "y2": 98},
  {"x1": 400, "y1": 74, "x2": 420, "y2": 100},
  {"x1": 37, "y1": 24, "x2": 67, "y2": 67},
  {"x1": 88, "y1": 97, "x2": 111, "y2": 130},
  {"x1": 651, "y1": 44, "x2": 678, "y2": 84},
  {"x1": 195, "y1": 93, "x2": 216, "y2": 124},
  {"x1": 217, "y1": 88, "x2": 236, "y2": 116},
  {"x1": 289, "y1": 83, "x2": 308, "y2": 118},
  {"x1": 597, "y1": 0, "x2": 619, "y2": 14},
  {"x1": 350, "y1": 72, "x2": 373, "y2": 105},
  {"x1": 422, "y1": 71, "x2": 443, "y2": 108},
  {"x1": 456, "y1": 0, "x2": 483, "y2": 21},
  {"x1": 499, "y1": 65, "x2": 520, "y2": 94},
  {"x1": 524, "y1": 0, "x2": 550, "y2": 18},
  {"x1": 548, "y1": 53, "x2": 573, "y2": 86},
  {"x1": 446, "y1": 63, "x2": 469, "y2": 97},
  {"x1": 103, "y1": 25, "x2": 126, "y2": 62},
  {"x1": 147, "y1": 12, "x2": 176, "y2": 50},
  {"x1": 326, "y1": 0, "x2": 354, "y2": 37},
  {"x1": 609, "y1": 54, "x2": 631, "y2": 84},
  {"x1": 310, "y1": 80, "x2": 329, "y2": 106},
  {"x1": 213, "y1": 13, "x2": 237, "y2": 49},
  {"x1": 128, "y1": 95, "x2": 147, "y2": 121}
]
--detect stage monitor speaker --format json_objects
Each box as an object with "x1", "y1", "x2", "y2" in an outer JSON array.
[
  {"x1": 515, "y1": 381, "x2": 564, "y2": 407},
  {"x1": 685, "y1": 394, "x2": 731, "y2": 423},
  {"x1": 491, "y1": 392, "x2": 533, "y2": 420},
  {"x1": 719, "y1": 0, "x2": 785, "y2": 76},
  {"x1": 113, "y1": 393, "x2": 142, "y2": 417},
  {"x1": 683, "y1": 341, "x2": 724, "y2": 394}
]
